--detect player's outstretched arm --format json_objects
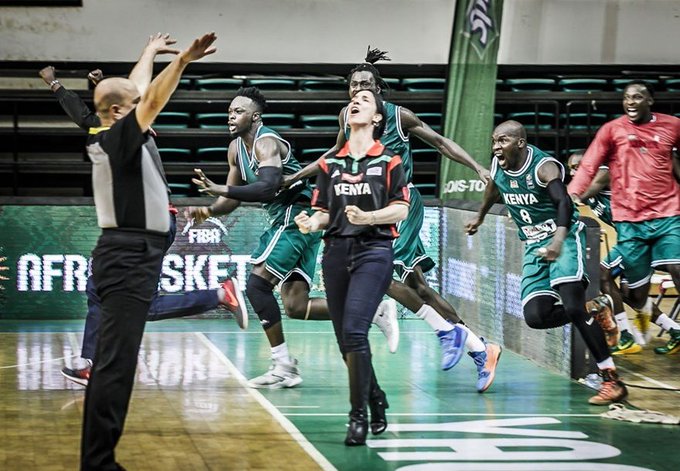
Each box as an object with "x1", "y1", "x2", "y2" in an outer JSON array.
[
  {"x1": 401, "y1": 107, "x2": 490, "y2": 184},
  {"x1": 465, "y1": 180, "x2": 500, "y2": 235},
  {"x1": 136, "y1": 32, "x2": 216, "y2": 132}
]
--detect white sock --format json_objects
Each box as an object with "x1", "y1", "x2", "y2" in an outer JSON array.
[
  {"x1": 596, "y1": 357, "x2": 615, "y2": 370},
  {"x1": 271, "y1": 343, "x2": 290, "y2": 362},
  {"x1": 416, "y1": 304, "x2": 453, "y2": 332},
  {"x1": 457, "y1": 324, "x2": 485, "y2": 352},
  {"x1": 615, "y1": 312, "x2": 631, "y2": 332},
  {"x1": 654, "y1": 313, "x2": 680, "y2": 332}
]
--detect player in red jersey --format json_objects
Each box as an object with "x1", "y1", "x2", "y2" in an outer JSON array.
[{"x1": 568, "y1": 80, "x2": 680, "y2": 355}]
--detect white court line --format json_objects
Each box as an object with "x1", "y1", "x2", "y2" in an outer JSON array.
[
  {"x1": 283, "y1": 413, "x2": 600, "y2": 417},
  {"x1": 194, "y1": 332, "x2": 336, "y2": 471},
  {"x1": 274, "y1": 405, "x2": 321, "y2": 409},
  {"x1": 618, "y1": 366, "x2": 680, "y2": 393},
  {"x1": 0, "y1": 354, "x2": 77, "y2": 370}
]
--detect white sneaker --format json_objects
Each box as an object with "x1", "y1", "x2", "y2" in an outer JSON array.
[
  {"x1": 372, "y1": 299, "x2": 399, "y2": 353},
  {"x1": 247, "y1": 357, "x2": 303, "y2": 389}
]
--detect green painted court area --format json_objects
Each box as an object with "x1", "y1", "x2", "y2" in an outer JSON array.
[
  {"x1": 206, "y1": 320, "x2": 674, "y2": 471},
  {"x1": 1, "y1": 319, "x2": 676, "y2": 471}
]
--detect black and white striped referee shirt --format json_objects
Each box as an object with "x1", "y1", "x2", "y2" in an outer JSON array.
[{"x1": 86, "y1": 112, "x2": 170, "y2": 234}]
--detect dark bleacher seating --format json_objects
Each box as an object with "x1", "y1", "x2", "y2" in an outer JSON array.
[
  {"x1": 159, "y1": 148, "x2": 192, "y2": 162},
  {"x1": 505, "y1": 78, "x2": 555, "y2": 92},
  {"x1": 196, "y1": 113, "x2": 228, "y2": 129},
  {"x1": 196, "y1": 147, "x2": 228, "y2": 162},
  {"x1": 416, "y1": 112, "x2": 442, "y2": 131},
  {"x1": 245, "y1": 78, "x2": 297, "y2": 90},
  {"x1": 262, "y1": 113, "x2": 296, "y2": 129},
  {"x1": 154, "y1": 112, "x2": 192, "y2": 129},
  {"x1": 612, "y1": 78, "x2": 659, "y2": 91},
  {"x1": 507, "y1": 111, "x2": 557, "y2": 130},
  {"x1": 299, "y1": 79, "x2": 346, "y2": 91},
  {"x1": 560, "y1": 113, "x2": 608, "y2": 130},
  {"x1": 558, "y1": 78, "x2": 608, "y2": 92},
  {"x1": 2, "y1": 62, "x2": 679, "y2": 197},
  {"x1": 299, "y1": 115, "x2": 338, "y2": 129},
  {"x1": 195, "y1": 78, "x2": 243, "y2": 91},
  {"x1": 664, "y1": 78, "x2": 680, "y2": 91},
  {"x1": 402, "y1": 78, "x2": 445, "y2": 92}
]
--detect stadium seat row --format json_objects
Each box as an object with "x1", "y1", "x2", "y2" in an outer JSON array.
[{"x1": 175, "y1": 76, "x2": 680, "y2": 93}]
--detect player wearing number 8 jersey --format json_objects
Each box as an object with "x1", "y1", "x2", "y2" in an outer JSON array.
[{"x1": 466, "y1": 120, "x2": 627, "y2": 405}]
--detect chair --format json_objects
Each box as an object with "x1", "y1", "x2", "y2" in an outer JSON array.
[
  {"x1": 196, "y1": 147, "x2": 228, "y2": 162},
  {"x1": 262, "y1": 113, "x2": 296, "y2": 129},
  {"x1": 195, "y1": 78, "x2": 243, "y2": 91},
  {"x1": 299, "y1": 79, "x2": 346, "y2": 91},
  {"x1": 505, "y1": 78, "x2": 555, "y2": 92},
  {"x1": 196, "y1": 113, "x2": 228, "y2": 129},
  {"x1": 158, "y1": 148, "x2": 192, "y2": 162},
  {"x1": 416, "y1": 112, "x2": 442, "y2": 131},
  {"x1": 299, "y1": 115, "x2": 338, "y2": 129},
  {"x1": 560, "y1": 113, "x2": 608, "y2": 130},
  {"x1": 177, "y1": 78, "x2": 194, "y2": 90},
  {"x1": 153, "y1": 112, "x2": 191, "y2": 129},
  {"x1": 402, "y1": 78, "x2": 445, "y2": 92},
  {"x1": 245, "y1": 78, "x2": 297, "y2": 90},
  {"x1": 494, "y1": 113, "x2": 504, "y2": 125},
  {"x1": 612, "y1": 78, "x2": 659, "y2": 91},
  {"x1": 558, "y1": 78, "x2": 608, "y2": 92},
  {"x1": 382, "y1": 78, "x2": 401, "y2": 90},
  {"x1": 663, "y1": 78, "x2": 680, "y2": 91},
  {"x1": 507, "y1": 112, "x2": 556, "y2": 130}
]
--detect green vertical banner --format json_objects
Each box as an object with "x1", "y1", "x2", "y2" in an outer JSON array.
[{"x1": 440, "y1": 0, "x2": 504, "y2": 201}]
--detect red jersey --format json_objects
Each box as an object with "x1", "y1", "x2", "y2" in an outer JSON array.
[{"x1": 568, "y1": 113, "x2": 680, "y2": 222}]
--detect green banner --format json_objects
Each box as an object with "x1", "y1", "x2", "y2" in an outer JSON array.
[
  {"x1": 440, "y1": 0, "x2": 504, "y2": 201},
  {"x1": 0, "y1": 204, "x2": 441, "y2": 319}
]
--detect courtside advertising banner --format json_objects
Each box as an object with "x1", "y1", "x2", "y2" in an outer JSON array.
[
  {"x1": 440, "y1": 0, "x2": 503, "y2": 201},
  {"x1": 0, "y1": 204, "x2": 440, "y2": 319}
]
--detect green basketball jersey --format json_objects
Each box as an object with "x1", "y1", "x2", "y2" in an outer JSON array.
[
  {"x1": 344, "y1": 101, "x2": 413, "y2": 182},
  {"x1": 235, "y1": 124, "x2": 312, "y2": 224},
  {"x1": 491, "y1": 144, "x2": 579, "y2": 242}
]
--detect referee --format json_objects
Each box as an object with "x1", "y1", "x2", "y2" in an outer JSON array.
[
  {"x1": 295, "y1": 89, "x2": 409, "y2": 446},
  {"x1": 81, "y1": 32, "x2": 217, "y2": 471}
]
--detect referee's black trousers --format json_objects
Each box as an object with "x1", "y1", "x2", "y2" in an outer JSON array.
[{"x1": 81, "y1": 229, "x2": 166, "y2": 471}]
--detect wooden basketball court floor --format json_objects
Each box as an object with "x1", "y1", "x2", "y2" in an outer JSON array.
[{"x1": 1, "y1": 315, "x2": 678, "y2": 471}]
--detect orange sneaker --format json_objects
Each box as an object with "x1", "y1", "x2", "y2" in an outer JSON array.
[
  {"x1": 586, "y1": 294, "x2": 619, "y2": 347},
  {"x1": 588, "y1": 369, "x2": 628, "y2": 405},
  {"x1": 219, "y1": 278, "x2": 248, "y2": 329}
]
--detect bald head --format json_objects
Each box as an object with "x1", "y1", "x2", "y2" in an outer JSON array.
[
  {"x1": 94, "y1": 78, "x2": 140, "y2": 123},
  {"x1": 494, "y1": 120, "x2": 526, "y2": 140}
]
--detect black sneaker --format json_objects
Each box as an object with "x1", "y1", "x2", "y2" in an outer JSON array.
[{"x1": 61, "y1": 365, "x2": 91, "y2": 387}]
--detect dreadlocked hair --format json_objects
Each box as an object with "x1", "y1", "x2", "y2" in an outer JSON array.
[
  {"x1": 365, "y1": 46, "x2": 391, "y2": 64},
  {"x1": 234, "y1": 86, "x2": 268, "y2": 112},
  {"x1": 347, "y1": 45, "x2": 392, "y2": 95}
]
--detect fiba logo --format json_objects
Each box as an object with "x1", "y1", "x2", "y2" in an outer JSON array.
[
  {"x1": 463, "y1": 0, "x2": 499, "y2": 59},
  {"x1": 183, "y1": 217, "x2": 228, "y2": 244}
]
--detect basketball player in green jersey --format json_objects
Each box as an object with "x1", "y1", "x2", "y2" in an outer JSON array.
[
  {"x1": 187, "y1": 87, "x2": 397, "y2": 389},
  {"x1": 466, "y1": 120, "x2": 627, "y2": 405},
  {"x1": 287, "y1": 48, "x2": 501, "y2": 393}
]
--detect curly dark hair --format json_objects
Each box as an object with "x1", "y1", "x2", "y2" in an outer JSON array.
[
  {"x1": 234, "y1": 86, "x2": 268, "y2": 111},
  {"x1": 347, "y1": 46, "x2": 392, "y2": 95}
]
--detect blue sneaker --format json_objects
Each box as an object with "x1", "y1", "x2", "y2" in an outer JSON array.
[
  {"x1": 437, "y1": 324, "x2": 468, "y2": 370},
  {"x1": 469, "y1": 340, "x2": 502, "y2": 393}
]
